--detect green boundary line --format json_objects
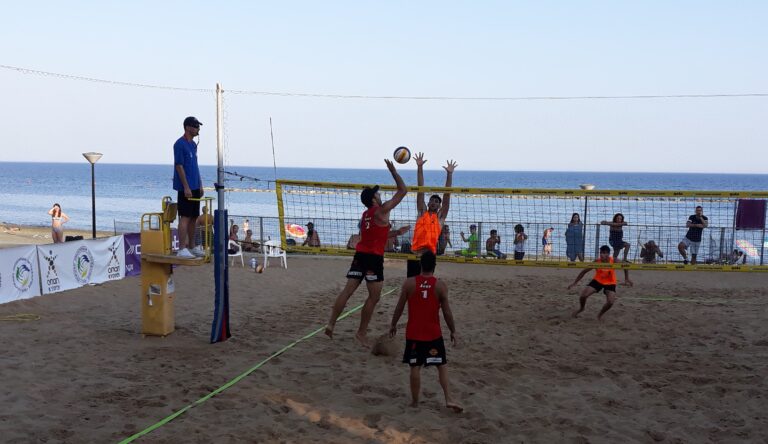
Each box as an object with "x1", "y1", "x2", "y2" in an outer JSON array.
[
  {"x1": 118, "y1": 287, "x2": 396, "y2": 444},
  {"x1": 624, "y1": 296, "x2": 755, "y2": 304}
]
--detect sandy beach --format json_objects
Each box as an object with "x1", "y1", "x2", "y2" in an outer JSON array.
[
  {"x1": 0, "y1": 223, "x2": 113, "y2": 249},
  {"x1": 1, "y1": 248, "x2": 766, "y2": 443}
]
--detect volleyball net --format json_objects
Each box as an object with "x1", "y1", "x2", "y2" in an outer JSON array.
[{"x1": 276, "y1": 179, "x2": 768, "y2": 272}]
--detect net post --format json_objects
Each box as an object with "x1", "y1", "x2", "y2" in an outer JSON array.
[
  {"x1": 276, "y1": 180, "x2": 287, "y2": 249},
  {"x1": 210, "y1": 82, "x2": 230, "y2": 343}
]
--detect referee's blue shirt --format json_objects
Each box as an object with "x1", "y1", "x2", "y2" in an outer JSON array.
[{"x1": 173, "y1": 137, "x2": 201, "y2": 191}]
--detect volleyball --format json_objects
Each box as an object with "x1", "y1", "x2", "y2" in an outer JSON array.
[
  {"x1": 393, "y1": 146, "x2": 411, "y2": 164},
  {"x1": 256, "y1": 264, "x2": 264, "y2": 274}
]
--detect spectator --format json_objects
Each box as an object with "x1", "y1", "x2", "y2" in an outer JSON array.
[
  {"x1": 513, "y1": 224, "x2": 527, "y2": 260},
  {"x1": 303, "y1": 222, "x2": 321, "y2": 247},
  {"x1": 48, "y1": 203, "x2": 70, "y2": 243},
  {"x1": 639, "y1": 240, "x2": 664, "y2": 263},
  {"x1": 242, "y1": 229, "x2": 258, "y2": 252},
  {"x1": 228, "y1": 224, "x2": 240, "y2": 254},
  {"x1": 678, "y1": 206, "x2": 708, "y2": 265},
  {"x1": 565, "y1": 213, "x2": 585, "y2": 262},
  {"x1": 486, "y1": 229, "x2": 506, "y2": 259},
  {"x1": 437, "y1": 224, "x2": 452, "y2": 256},
  {"x1": 195, "y1": 205, "x2": 214, "y2": 250},
  {"x1": 457, "y1": 224, "x2": 480, "y2": 257},
  {"x1": 541, "y1": 227, "x2": 554, "y2": 257},
  {"x1": 601, "y1": 213, "x2": 630, "y2": 262}
]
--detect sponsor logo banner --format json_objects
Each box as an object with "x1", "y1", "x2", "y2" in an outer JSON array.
[
  {"x1": 38, "y1": 236, "x2": 126, "y2": 295},
  {"x1": 0, "y1": 245, "x2": 41, "y2": 304}
]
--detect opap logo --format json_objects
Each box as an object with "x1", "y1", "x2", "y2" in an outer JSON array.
[
  {"x1": 72, "y1": 246, "x2": 94, "y2": 285},
  {"x1": 13, "y1": 258, "x2": 34, "y2": 292}
]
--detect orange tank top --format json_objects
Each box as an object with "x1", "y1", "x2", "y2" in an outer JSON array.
[
  {"x1": 593, "y1": 257, "x2": 617, "y2": 285},
  {"x1": 411, "y1": 212, "x2": 440, "y2": 253}
]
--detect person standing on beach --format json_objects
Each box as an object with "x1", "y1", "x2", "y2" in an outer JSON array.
[
  {"x1": 408, "y1": 153, "x2": 458, "y2": 277},
  {"x1": 513, "y1": 224, "x2": 527, "y2": 260},
  {"x1": 565, "y1": 213, "x2": 585, "y2": 262},
  {"x1": 389, "y1": 252, "x2": 463, "y2": 412},
  {"x1": 678, "y1": 206, "x2": 708, "y2": 265},
  {"x1": 47, "y1": 203, "x2": 70, "y2": 243},
  {"x1": 173, "y1": 116, "x2": 204, "y2": 258},
  {"x1": 568, "y1": 245, "x2": 633, "y2": 320},
  {"x1": 325, "y1": 159, "x2": 407, "y2": 347}
]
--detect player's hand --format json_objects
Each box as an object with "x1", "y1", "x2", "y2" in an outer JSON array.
[
  {"x1": 384, "y1": 159, "x2": 397, "y2": 172},
  {"x1": 450, "y1": 332, "x2": 458, "y2": 346},
  {"x1": 389, "y1": 324, "x2": 397, "y2": 338},
  {"x1": 414, "y1": 152, "x2": 426, "y2": 167},
  {"x1": 184, "y1": 187, "x2": 192, "y2": 198},
  {"x1": 444, "y1": 159, "x2": 458, "y2": 174}
]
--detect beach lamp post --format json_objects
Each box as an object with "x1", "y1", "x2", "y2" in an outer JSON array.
[{"x1": 82, "y1": 152, "x2": 103, "y2": 239}]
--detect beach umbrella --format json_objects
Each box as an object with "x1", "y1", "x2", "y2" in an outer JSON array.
[
  {"x1": 734, "y1": 239, "x2": 760, "y2": 258},
  {"x1": 285, "y1": 223, "x2": 307, "y2": 239}
]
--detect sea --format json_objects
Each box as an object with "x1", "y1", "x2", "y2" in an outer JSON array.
[{"x1": 2, "y1": 161, "x2": 767, "y2": 233}]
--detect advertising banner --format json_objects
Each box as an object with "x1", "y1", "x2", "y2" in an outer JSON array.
[
  {"x1": 0, "y1": 245, "x2": 42, "y2": 304},
  {"x1": 122, "y1": 230, "x2": 180, "y2": 278},
  {"x1": 123, "y1": 233, "x2": 141, "y2": 277},
  {"x1": 38, "y1": 236, "x2": 126, "y2": 295}
]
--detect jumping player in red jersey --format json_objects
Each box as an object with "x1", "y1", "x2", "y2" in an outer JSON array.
[
  {"x1": 325, "y1": 159, "x2": 407, "y2": 346},
  {"x1": 390, "y1": 252, "x2": 463, "y2": 412}
]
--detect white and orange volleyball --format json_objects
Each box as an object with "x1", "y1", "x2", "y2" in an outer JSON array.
[{"x1": 393, "y1": 146, "x2": 411, "y2": 164}]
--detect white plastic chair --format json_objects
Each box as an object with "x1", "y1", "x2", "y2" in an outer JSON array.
[
  {"x1": 263, "y1": 240, "x2": 287, "y2": 269},
  {"x1": 228, "y1": 240, "x2": 244, "y2": 267}
]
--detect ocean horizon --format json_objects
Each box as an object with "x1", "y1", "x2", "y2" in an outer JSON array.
[{"x1": 2, "y1": 161, "x2": 768, "y2": 232}]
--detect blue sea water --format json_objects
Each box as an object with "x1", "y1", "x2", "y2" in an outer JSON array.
[{"x1": 1, "y1": 161, "x2": 767, "y2": 232}]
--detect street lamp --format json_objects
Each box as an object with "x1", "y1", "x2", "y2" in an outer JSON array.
[{"x1": 82, "y1": 152, "x2": 103, "y2": 239}]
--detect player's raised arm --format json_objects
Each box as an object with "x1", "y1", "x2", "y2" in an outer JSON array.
[
  {"x1": 380, "y1": 159, "x2": 407, "y2": 213},
  {"x1": 439, "y1": 160, "x2": 457, "y2": 220},
  {"x1": 414, "y1": 152, "x2": 427, "y2": 215}
]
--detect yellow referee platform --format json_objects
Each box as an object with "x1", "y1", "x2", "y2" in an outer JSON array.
[{"x1": 140, "y1": 196, "x2": 213, "y2": 336}]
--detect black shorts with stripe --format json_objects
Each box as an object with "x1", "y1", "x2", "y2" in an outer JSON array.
[
  {"x1": 346, "y1": 252, "x2": 384, "y2": 282},
  {"x1": 402, "y1": 337, "x2": 447, "y2": 367}
]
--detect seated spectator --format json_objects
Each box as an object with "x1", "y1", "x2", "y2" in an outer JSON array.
[
  {"x1": 228, "y1": 224, "x2": 240, "y2": 254},
  {"x1": 303, "y1": 222, "x2": 321, "y2": 247},
  {"x1": 456, "y1": 224, "x2": 480, "y2": 257},
  {"x1": 486, "y1": 229, "x2": 507, "y2": 259},
  {"x1": 724, "y1": 249, "x2": 746, "y2": 265},
  {"x1": 242, "y1": 229, "x2": 258, "y2": 252},
  {"x1": 639, "y1": 240, "x2": 664, "y2": 263}
]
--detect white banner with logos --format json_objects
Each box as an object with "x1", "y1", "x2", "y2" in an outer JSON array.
[
  {"x1": 0, "y1": 245, "x2": 42, "y2": 304},
  {"x1": 37, "y1": 236, "x2": 126, "y2": 295}
]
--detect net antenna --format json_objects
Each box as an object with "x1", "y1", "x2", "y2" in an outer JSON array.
[{"x1": 270, "y1": 117, "x2": 278, "y2": 183}]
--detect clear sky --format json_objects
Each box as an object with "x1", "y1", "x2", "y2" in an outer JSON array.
[{"x1": 1, "y1": 1, "x2": 766, "y2": 173}]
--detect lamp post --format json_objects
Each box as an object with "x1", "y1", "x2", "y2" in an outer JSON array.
[{"x1": 82, "y1": 152, "x2": 103, "y2": 239}]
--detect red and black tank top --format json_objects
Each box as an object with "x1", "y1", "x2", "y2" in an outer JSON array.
[
  {"x1": 355, "y1": 206, "x2": 390, "y2": 256},
  {"x1": 406, "y1": 275, "x2": 442, "y2": 341}
]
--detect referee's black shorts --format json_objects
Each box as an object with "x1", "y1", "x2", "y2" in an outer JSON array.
[{"x1": 177, "y1": 189, "x2": 202, "y2": 218}]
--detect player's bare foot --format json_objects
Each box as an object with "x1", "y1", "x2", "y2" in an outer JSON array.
[
  {"x1": 324, "y1": 325, "x2": 334, "y2": 339},
  {"x1": 446, "y1": 401, "x2": 464, "y2": 413},
  {"x1": 410, "y1": 400, "x2": 419, "y2": 408},
  {"x1": 355, "y1": 331, "x2": 370, "y2": 347},
  {"x1": 572, "y1": 309, "x2": 582, "y2": 318}
]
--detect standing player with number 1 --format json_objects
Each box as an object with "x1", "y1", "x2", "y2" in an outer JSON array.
[
  {"x1": 407, "y1": 153, "x2": 458, "y2": 277},
  {"x1": 325, "y1": 159, "x2": 408, "y2": 347}
]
